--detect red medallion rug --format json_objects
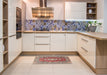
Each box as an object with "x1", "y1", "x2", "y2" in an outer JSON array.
[{"x1": 33, "y1": 55, "x2": 71, "y2": 64}]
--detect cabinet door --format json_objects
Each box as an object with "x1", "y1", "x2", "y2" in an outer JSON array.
[
  {"x1": 88, "y1": 37, "x2": 96, "y2": 68},
  {"x1": 8, "y1": 0, "x2": 16, "y2": 36},
  {"x1": 8, "y1": 36, "x2": 17, "y2": 63},
  {"x1": 66, "y1": 34, "x2": 77, "y2": 51},
  {"x1": 51, "y1": 33, "x2": 66, "y2": 51},
  {"x1": 0, "y1": 40, "x2": 3, "y2": 72},
  {"x1": 65, "y1": 2, "x2": 86, "y2": 19},
  {"x1": 22, "y1": 33, "x2": 34, "y2": 51},
  {"x1": 0, "y1": 0, "x2": 3, "y2": 38},
  {"x1": 16, "y1": 38, "x2": 22, "y2": 55}
]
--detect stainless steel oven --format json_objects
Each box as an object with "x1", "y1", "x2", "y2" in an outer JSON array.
[{"x1": 16, "y1": 7, "x2": 22, "y2": 39}]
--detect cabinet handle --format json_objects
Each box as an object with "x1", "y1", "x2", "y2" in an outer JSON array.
[
  {"x1": 81, "y1": 38, "x2": 88, "y2": 42},
  {"x1": 35, "y1": 44, "x2": 50, "y2": 45},
  {"x1": 35, "y1": 36, "x2": 49, "y2": 38},
  {"x1": 81, "y1": 47, "x2": 88, "y2": 52},
  {"x1": 9, "y1": 34, "x2": 16, "y2": 37}
]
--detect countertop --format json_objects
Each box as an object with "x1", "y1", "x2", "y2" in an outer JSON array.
[{"x1": 22, "y1": 31, "x2": 107, "y2": 40}]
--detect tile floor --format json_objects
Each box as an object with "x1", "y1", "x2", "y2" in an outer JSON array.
[{"x1": 2, "y1": 55, "x2": 96, "y2": 75}]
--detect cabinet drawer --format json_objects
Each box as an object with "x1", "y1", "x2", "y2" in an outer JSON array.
[
  {"x1": 35, "y1": 37, "x2": 50, "y2": 44},
  {"x1": 80, "y1": 46, "x2": 89, "y2": 55},
  {"x1": 80, "y1": 35, "x2": 90, "y2": 49},
  {"x1": 35, "y1": 45, "x2": 50, "y2": 51},
  {"x1": 35, "y1": 33, "x2": 50, "y2": 37}
]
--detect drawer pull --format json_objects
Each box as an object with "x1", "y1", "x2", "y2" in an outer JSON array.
[
  {"x1": 9, "y1": 34, "x2": 16, "y2": 37},
  {"x1": 35, "y1": 36, "x2": 49, "y2": 38},
  {"x1": 36, "y1": 44, "x2": 50, "y2": 45},
  {"x1": 81, "y1": 38, "x2": 88, "y2": 42},
  {"x1": 81, "y1": 47, "x2": 88, "y2": 52}
]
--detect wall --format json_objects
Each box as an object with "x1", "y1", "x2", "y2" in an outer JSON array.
[
  {"x1": 94, "y1": 0, "x2": 104, "y2": 32},
  {"x1": 23, "y1": 0, "x2": 39, "y2": 20},
  {"x1": 66, "y1": 0, "x2": 94, "y2": 2},
  {"x1": 23, "y1": 0, "x2": 65, "y2": 20},
  {"x1": 104, "y1": 0, "x2": 107, "y2": 33},
  {"x1": 23, "y1": 0, "x2": 94, "y2": 20},
  {"x1": 94, "y1": 0, "x2": 104, "y2": 20},
  {"x1": 47, "y1": 0, "x2": 65, "y2": 20},
  {"x1": 22, "y1": 1, "x2": 26, "y2": 31}
]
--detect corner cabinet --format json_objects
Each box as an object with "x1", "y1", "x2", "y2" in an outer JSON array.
[
  {"x1": 78, "y1": 34, "x2": 96, "y2": 68},
  {"x1": 0, "y1": 40, "x2": 3, "y2": 73},
  {"x1": 22, "y1": 33, "x2": 35, "y2": 51},
  {"x1": 51, "y1": 33, "x2": 66, "y2": 51}
]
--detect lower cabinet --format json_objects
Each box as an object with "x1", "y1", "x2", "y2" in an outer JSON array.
[
  {"x1": 16, "y1": 38, "x2": 22, "y2": 54},
  {"x1": 51, "y1": 33, "x2": 66, "y2": 51},
  {"x1": 78, "y1": 34, "x2": 96, "y2": 68},
  {"x1": 0, "y1": 40, "x2": 3, "y2": 73},
  {"x1": 22, "y1": 33, "x2": 35, "y2": 51},
  {"x1": 22, "y1": 33, "x2": 78, "y2": 52},
  {"x1": 66, "y1": 33, "x2": 77, "y2": 51},
  {"x1": 8, "y1": 36, "x2": 17, "y2": 63},
  {"x1": 35, "y1": 33, "x2": 50, "y2": 51}
]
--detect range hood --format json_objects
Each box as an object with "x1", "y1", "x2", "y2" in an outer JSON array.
[{"x1": 32, "y1": 0, "x2": 54, "y2": 19}]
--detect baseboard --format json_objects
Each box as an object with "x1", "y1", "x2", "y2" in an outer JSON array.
[
  {"x1": 96, "y1": 68, "x2": 107, "y2": 74},
  {"x1": 78, "y1": 53, "x2": 96, "y2": 73},
  {"x1": 21, "y1": 51, "x2": 78, "y2": 55},
  {"x1": 0, "y1": 52, "x2": 22, "y2": 75}
]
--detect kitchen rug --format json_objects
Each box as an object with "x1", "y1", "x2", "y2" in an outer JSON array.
[{"x1": 33, "y1": 55, "x2": 71, "y2": 64}]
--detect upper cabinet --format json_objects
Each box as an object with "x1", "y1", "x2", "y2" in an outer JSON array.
[
  {"x1": 87, "y1": 3, "x2": 97, "y2": 19},
  {"x1": 65, "y1": 2, "x2": 87, "y2": 20},
  {"x1": 8, "y1": 0, "x2": 16, "y2": 36}
]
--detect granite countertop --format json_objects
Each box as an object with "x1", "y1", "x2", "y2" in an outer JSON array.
[{"x1": 22, "y1": 31, "x2": 107, "y2": 40}]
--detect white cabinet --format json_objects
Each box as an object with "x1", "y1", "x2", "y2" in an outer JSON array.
[
  {"x1": 35, "y1": 33, "x2": 50, "y2": 51},
  {"x1": 0, "y1": 0, "x2": 3, "y2": 38},
  {"x1": 78, "y1": 34, "x2": 96, "y2": 68},
  {"x1": 22, "y1": 33, "x2": 35, "y2": 51},
  {"x1": 87, "y1": 37, "x2": 96, "y2": 68},
  {"x1": 66, "y1": 34, "x2": 77, "y2": 51},
  {"x1": 65, "y1": 2, "x2": 86, "y2": 19},
  {"x1": 16, "y1": 38, "x2": 22, "y2": 55},
  {"x1": 0, "y1": 40, "x2": 3, "y2": 73},
  {"x1": 51, "y1": 33, "x2": 66, "y2": 51},
  {"x1": 8, "y1": 36, "x2": 17, "y2": 63},
  {"x1": 8, "y1": 0, "x2": 16, "y2": 36}
]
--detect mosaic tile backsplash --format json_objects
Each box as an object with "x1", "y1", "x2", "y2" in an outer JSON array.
[{"x1": 25, "y1": 20, "x2": 92, "y2": 31}]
